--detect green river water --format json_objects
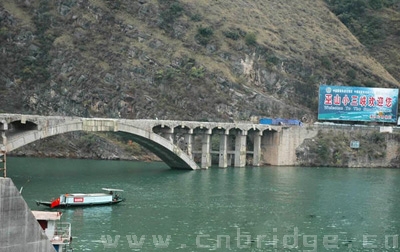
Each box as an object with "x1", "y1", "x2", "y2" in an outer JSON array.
[{"x1": 7, "y1": 157, "x2": 400, "y2": 251}]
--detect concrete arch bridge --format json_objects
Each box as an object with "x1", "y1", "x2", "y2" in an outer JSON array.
[{"x1": 0, "y1": 114, "x2": 316, "y2": 170}]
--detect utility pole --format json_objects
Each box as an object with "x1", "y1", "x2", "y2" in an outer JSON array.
[{"x1": 1, "y1": 131, "x2": 6, "y2": 178}]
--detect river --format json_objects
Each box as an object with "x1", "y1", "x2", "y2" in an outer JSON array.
[{"x1": 7, "y1": 157, "x2": 400, "y2": 251}]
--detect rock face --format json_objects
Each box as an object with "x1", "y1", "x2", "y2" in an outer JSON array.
[
  {"x1": 296, "y1": 126, "x2": 400, "y2": 168},
  {"x1": 0, "y1": 1, "x2": 398, "y2": 120}
]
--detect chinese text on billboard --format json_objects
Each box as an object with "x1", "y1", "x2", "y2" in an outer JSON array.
[{"x1": 318, "y1": 85, "x2": 399, "y2": 123}]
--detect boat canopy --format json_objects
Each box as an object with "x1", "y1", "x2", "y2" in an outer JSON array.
[
  {"x1": 32, "y1": 210, "x2": 62, "y2": 221},
  {"x1": 102, "y1": 188, "x2": 124, "y2": 192}
]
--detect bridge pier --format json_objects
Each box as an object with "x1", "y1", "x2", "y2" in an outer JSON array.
[
  {"x1": 164, "y1": 128, "x2": 174, "y2": 143},
  {"x1": 201, "y1": 129, "x2": 212, "y2": 169},
  {"x1": 184, "y1": 131, "x2": 193, "y2": 159},
  {"x1": 218, "y1": 133, "x2": 228, "y2": 168},
  {"x1": 252, "y1": 132, "x2": 262, "y2": 166},
  {"x1": 0, "y1": 121, "x2": 8, "y2": 131},
  {"x1": 234, "y1": 130, "x2": 247, "y2": 167}
]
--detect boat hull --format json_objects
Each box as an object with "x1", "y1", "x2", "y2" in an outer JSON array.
[
  {"x1": 36, "y1": 189, "x2": 125, "y2": 208},
  {"x1": 36, "y1": 199, "x2": 124, "y2": 208}
]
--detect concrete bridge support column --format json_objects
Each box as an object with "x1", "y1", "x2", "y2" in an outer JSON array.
[
  {"x1": 253, "y1": 132, "x2": 262, "y2": 166},
  {"x1": 228, "y1": 154, "x2": 233, "y2": 166},
  {"x1": 201, "y1": 130, "x2": 212, "y2": 169},
  {"x1": 218, "y1": 133, "x2": 228, "y2": 168},
  {"x1": 234, "y1": 131, "x2": 247, "y2": 167},
  {"x1": 0, "y1": 121, "x2": 7, "y2": 131},
  {"x1": 184, "y1": 131, "x2": 193, "y2": 159},
  {"x1": 227, "y1": 135, "x2": 234, "y2": 166},
  {"x1": 164, "y1": 128, "x2": 174, "y2": 143},
  {"x1": 1, "y1": 132, "x2": 5, "y2": 142}
]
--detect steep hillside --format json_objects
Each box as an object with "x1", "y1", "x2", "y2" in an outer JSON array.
[
  {"x1": 325, "y1": 0, "x2": 400, "y2": 85},
  {"x1": 1, "y1": 0, "x2": 398, "y2": 123}
]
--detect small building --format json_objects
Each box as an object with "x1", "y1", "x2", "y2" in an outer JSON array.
[{"x1": 31, "y1": 211, "x2": 73, "y2": 252}]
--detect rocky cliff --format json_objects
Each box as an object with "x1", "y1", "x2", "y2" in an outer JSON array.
[
  {"x1": 296, "y1": 126, "x2": 400, "y2": 168},
  {"x1": 1, "y1": 0, "x2": 399, "y2": 165}
]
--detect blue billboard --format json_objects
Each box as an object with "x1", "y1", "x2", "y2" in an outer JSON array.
[{"x1": 318, "y1": 85, "x2": 399, "y2": 123}]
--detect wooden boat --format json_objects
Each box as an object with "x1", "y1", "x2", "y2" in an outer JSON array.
[
  {"x1": 32, "y1": 210, "x2": 73, "y2": 252},
  {"x1": 36, "y1": 188, "x2": 124, "y2": 208}
]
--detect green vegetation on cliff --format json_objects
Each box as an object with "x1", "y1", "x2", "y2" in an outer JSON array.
[{"x1": 325, "y1": 0, "x2": 400, "y2": 83}]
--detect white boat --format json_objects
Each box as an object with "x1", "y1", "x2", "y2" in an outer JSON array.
[
  {"x1": 32, "y1": 210, "x2": 73, "y2": 252},
  {"x1": 36, "y1": 188, "x2": 125, "y2": 208}
]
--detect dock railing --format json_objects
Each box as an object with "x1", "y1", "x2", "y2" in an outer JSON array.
[{"x1": 51, "y1": 222, "x2": 72, "y2": 245}]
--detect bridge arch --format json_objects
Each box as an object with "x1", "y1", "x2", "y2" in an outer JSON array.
[
  {"x1": 1, "y1": 114, "x2": 301, "y2": 168},
  {"x1": 117, "y1": 122, "x2": 199, "y2": 169},
  {"x1": 4, "y1": 119, "x2": 199, "y2": 170}
]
